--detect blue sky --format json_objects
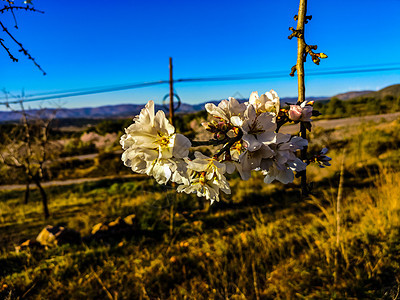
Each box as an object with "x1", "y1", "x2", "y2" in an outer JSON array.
[{"x1": 1, "y1": 0, "x2": 399, "y2": 109}]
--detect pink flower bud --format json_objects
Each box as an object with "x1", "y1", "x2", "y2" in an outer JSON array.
[
  {"x1": 300, "y1": 106, "x2": 313, "y2": 122},
  {"x1": 288, "y1": 105, "x2": 302, "y2": 121}
]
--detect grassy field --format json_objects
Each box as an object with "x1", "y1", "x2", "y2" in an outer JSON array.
[{"x1": 1, "y1": 117, "x2": 400, "y2": 299}]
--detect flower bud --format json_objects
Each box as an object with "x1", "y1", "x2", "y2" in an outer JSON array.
[
  {"x1": 301, "y1": 106, "x2": 313, "y2": 122},
  {"x1": 288, "y1": 105, "x2": 302, "y2": 121},
  {"x1": 216, "y1": 132, "x2": 226, "y2": 140},
  {"x1": 201, "y1": 122, "x2": 210, "y2": 129}
]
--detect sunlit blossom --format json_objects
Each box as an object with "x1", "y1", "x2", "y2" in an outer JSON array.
[
  {"x1": 205, "y1": 97, "x2": 246, "y2": 125},
  {"x1": 235, "y1": 104, "x2": 277, "y2": 178},
  {"x1": 262, "y1": 133, "x2": 308, "y2": 184},
  {"x1": 248, "y1": 90, "x2": 280, "y2": 115},
  {"x1": 120, "y1": 101, "x2": 191, "y2": 184},
  {"x1": 121, "y1": 89, "x2": 330, "y2": 203},
  {"x1": 177, "y1": 152, "x2": 230, "y2": 204}
]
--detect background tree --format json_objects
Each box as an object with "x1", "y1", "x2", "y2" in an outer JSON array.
[
  {"x1": 1, "y1": 0, "x2": 46, "y2": 74},
  {"x1": 0, "y1": 101, "x2": 60, "y2": 218}
]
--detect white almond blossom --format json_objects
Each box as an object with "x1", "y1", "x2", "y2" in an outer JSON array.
[
  {"x1": 262, "y1": 133, "x2": 308, "y2": 184},
  {"x1": 248, "y1": 90, "x2": 280, "y2": 115},
  {"x1": 120, "y1": 101, "x2": 191, "y2": 184},
  {"x1": 120, "y1": 88, "x2": 330, "y2": 204},
  {"x1": 177, "y1": 152, "x2": 230, "y2": 204},
  {"x1": 234, "y1": 104, "x2": 277, "y2": 179},
  {"x1": 205, "y1": 97, "x2": 246, "y2": 125}
]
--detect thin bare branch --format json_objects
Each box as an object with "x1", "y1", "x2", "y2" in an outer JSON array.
[
  {"x1": 0, "y1": 20, "x2": 46, "y2": 75},
  {"x1": 214, "y1": 128, "x2": 243, "y2": 159},
  {"x1": 0, "y1": 5, "x2": 44, "y2": 14},
  {"x1": 0, "y1": 37, "x2": 17, "y2": 61}
]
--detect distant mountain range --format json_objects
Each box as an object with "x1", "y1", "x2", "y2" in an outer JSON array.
[
  {"x1": 331, "y1": 90, "x2": 373, "y2": 100},
  {"x1": 0, "y1": 84, "x2": 398, "y2": 123}
]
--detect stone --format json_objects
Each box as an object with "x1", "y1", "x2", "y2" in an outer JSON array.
[
  {"x1": 89, "y1": 215, "x2": 137, "y2": 243},
  {"x1": 15, "y1": 239, "x2": 43, "y2": 253},
  {"x1": 91, "y1": 223, "x2": 109, "y2": 235},
  {"x1": 108, "y1": 217, "x2": 125, "y2": 228},
  {"x1": 36, "y1": 225, "x2": 81, "y2": 247},
  {"x1": 123, "y1": 214, "x2": 136, "y2": 226}
]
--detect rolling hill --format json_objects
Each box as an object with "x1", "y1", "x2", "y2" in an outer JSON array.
[{"x1": 0, "y1": 84, "x2": 398, "y2": 122}]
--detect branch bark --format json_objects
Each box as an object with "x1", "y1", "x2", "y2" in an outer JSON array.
[
  {"x1": 294, "y1": 0, "x2": 309, "y2": 197},
  {"x1": 295, "y1": 0, "x2": 307, "y2": 105}
]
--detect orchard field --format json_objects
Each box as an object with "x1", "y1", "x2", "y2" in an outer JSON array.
[{"x1": 1, "y1": 108, "x2": 400, "y2": 299}]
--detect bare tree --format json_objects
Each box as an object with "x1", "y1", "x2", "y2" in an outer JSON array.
[
  {"x1": 1, "y1": 0, "x2": 46, "y2": 74},
  {"x1": 0, "y1": 100, "x2": 59, "y2": 218}
]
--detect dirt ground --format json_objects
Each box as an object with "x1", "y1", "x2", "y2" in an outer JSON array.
[{"x1": 279, "y1": 112, "x2": 400, "y2": 134}]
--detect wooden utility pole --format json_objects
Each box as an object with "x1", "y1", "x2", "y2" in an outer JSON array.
[{"x1": 169, "y1": 57, "x2": 175, "y2": 126}]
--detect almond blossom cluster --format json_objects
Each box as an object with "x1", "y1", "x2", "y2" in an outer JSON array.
[{"x1": 120, "y1": 90, "x2": 328, "y2": 204}]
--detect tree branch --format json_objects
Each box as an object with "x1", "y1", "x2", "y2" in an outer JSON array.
[
  {"x1": 0, "y1": 20, "x2": 46, "y2": 75},
  {"x1": 214, "y1": 128, "x2": 243, "y2": 159},
  {"x1": 0, "y1": 5, "x2": 44, "y2": 14},
  {"x1": 191, "y1": 137, "x2": 231, "y2": 147},
  {"x1": 0, "y1": 37, "x2": 17, "y2": 61}
]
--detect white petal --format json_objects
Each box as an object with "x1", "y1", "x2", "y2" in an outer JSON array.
[
  {"x1": 276, "y1": 168, "x2": 294, "y2": 184},
  {"x1": 173, "y1": 134, "x2": 191, "y2": 158},
  {"x1": 276, "y1": 133, "x2": 291, "y2": 144},
  {"x1": 230, "y1": 116, "x2": 243, "y2": 127},
  {"x1": 257, "y1": 112, "x2": 276, "y2": 132},
  {"x1": 224, "y1": 161, "x2": 236, "y2": 174},
  {"x1": 245, "y1": 104, "x2": 257, "y2": 124},
  {"x1": 243, "y1": 134, "x2": 262, "y2": 152},
  {"x1": 258, "y1": 131, "x2": 277, "y2": 144},
  {"x1": 205, "y1": 103, "x2": 229, "y2": 121},
  {"x1": 287, "y1": 158, "x2": 307, "y2": 171},
  {"x1": 249, "y1": 91, "x2": 259, "y2": 106},
  {"x1": 154, "y1": 110, "x2": 175, "y2": 135}
]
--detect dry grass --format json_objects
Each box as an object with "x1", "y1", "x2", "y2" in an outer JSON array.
[{"x1": 1, "y1": 117, "x2": 400, "y2": 299}]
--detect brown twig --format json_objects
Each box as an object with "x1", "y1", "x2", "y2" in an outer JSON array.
[
  {"x1": 0, "y1": 5, "x2": 44, "y2": 14},
  {"x1": 289, "y1": 65, "x2": 297, "y2": 77},
  {"x1": 0, "y1": 37, "x2": 17, "y2": 61},
  {"x1": 90, "y1": 267, "x2": 114, "y2": 300},
  {"x1": 0, "y1": 20, "x2": 46, "y2": 75},
  {"x1": 214, "y1": 128, "x2": 243, "y2": 158},
  {"x1": 191, "y1": 137, "x2": 231, "y2": 147}
]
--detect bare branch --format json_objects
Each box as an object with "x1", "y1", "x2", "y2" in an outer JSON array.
[
  {"x1": 0, "y1": 5, "x2": 44, "y2": 14},
  {"x1": 289, "y1": 65, "x2": 297, "y2": 77},
  {"x1": 214, "y1": 128, "x2": 243, "y2": 159},
  {"x1": 0, "y1": 20, "x2": 46, "y2": 75},
  {"x1": 288, "y1": 27, "x2": 302, "y2": 40},
  {"x1": 191, "y1": 137, "x2": 231, "y2": 147},
  {"x1": 0, "y1": 37, "x2": 17, "y2": 61}
]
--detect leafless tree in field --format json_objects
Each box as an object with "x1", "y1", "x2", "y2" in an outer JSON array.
[{"x1": 0, "y1": 99, "x2": 60, "y2": 219}]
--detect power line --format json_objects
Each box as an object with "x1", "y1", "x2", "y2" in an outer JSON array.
[
  {"x1": 177, "y1": 66, "x2": 400, "y2": 83},
  {"x1": 1, "y1": 80, "x2": 168, "y2": 105},
  {"x1": 4, "y1": 62, "x2": 399, "y2": 100},
  {"x1": 1, "y1": 64, "x2": 400, "y2": 105}
]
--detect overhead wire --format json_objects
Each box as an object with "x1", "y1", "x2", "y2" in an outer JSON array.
[
  {"x1": 0, "y1": 80, "x2": 168, "y2": 105},
  {"x1": 1, "y1": 63, "x2": 399, "y2": 105},
  {"x1": 2, "y1": 61, "x2": 399, "y2": 100}
]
